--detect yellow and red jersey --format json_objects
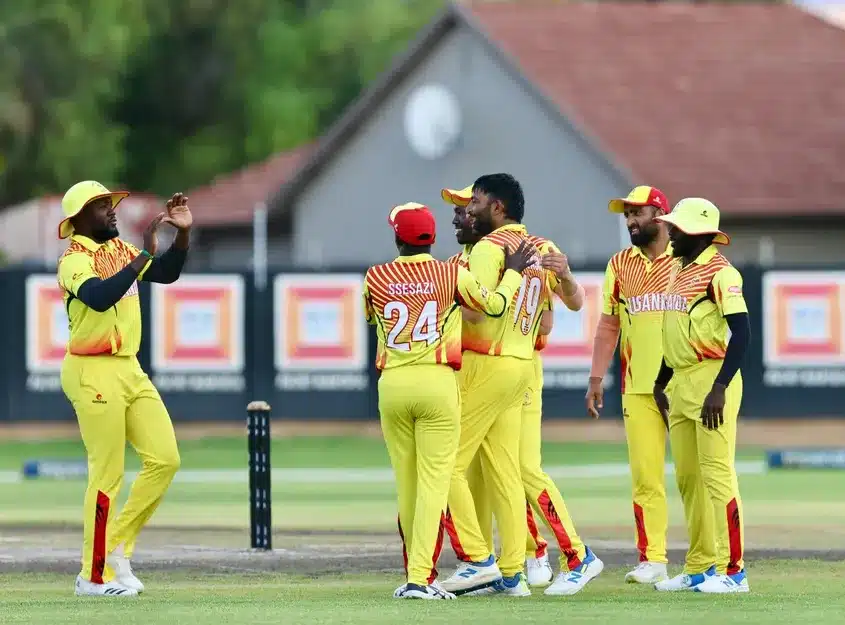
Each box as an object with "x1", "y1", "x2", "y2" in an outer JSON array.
[
  {"x1": 602, "y1": 244, "x2": 675, "y2": 394},
  {"x1": 462, "y1": 224, "x2": 555, "y2": 360},
  {"x1": 447, "y1": 245, "x2": 472, "y2": 268},
  {"x1": 363, "y1": 253, "x2": 520, "y2": 371},
  {"x1": 662, "y1": 245, "x2": 747, "y2": 370},
  {"x1": 56, "y1": 235, "x2": 150, "y2": 357}
]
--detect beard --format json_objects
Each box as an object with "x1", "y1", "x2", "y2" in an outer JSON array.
[
  {"x1": 91, "y1": 225, "x2": 119, "y2": 242},
  {"x1": 471, "y1": 211, "x2": 494, "y2": 237},
  {"x1": 629, "y1": 223, "x2": 658, "y2": 247}
]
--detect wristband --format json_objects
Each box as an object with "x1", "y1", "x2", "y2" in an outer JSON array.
[{"x1": 139, "y1": 249, "x2": 153, "y2": 260}]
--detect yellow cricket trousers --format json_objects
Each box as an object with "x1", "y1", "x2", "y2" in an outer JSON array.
[
  {"x1": 668, "y1": 360, "x2": 745, "y2": 575},
  {"x1": 61, "y1": 354, "x2": 180, "y2": 583},
  {"x1": 622, "y1": 394, "x2": 669, "y2": 564},
  {"x1": 443, "y1": 352, "x2": 533, "y2": 578},
  {"x1": 450, "y1": 355, "x2": 585, "y2": 569},
  {"x1": 378, "y1": 364, "x2": 460, "y2": 587}
]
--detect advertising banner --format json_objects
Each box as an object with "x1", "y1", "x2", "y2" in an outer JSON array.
[
  {"x1": 25, "y1": 275, "x2": 67, "y2": 391},
  {"x1": 273, "y1": 273, "x2": 369, "y2": 391},
  {"x1": 541, "y1": 272, "x2": 611, "y2": 390},
  {"x1": 150, "y1": 274, "x2": 246, "y2": 392},
  {"x1": 762, "y1": 271, "x2": 845, "y2": 388}
]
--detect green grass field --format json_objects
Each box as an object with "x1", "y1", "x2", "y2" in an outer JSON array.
[
  {"x1": 3, "y1": 435, "x2": 844, "y2": 623},
  {"x1": 3, "y1": 563, "x2": 845, "y2": 625}
]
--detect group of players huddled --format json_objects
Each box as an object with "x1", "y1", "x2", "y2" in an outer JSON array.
[{"x1": 364, "y1": 174, "x2": 752, "y2": 599}]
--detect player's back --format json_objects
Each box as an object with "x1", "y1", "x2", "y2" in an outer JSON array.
[
  {"x1": 365, "y1": 257, "x2": 463, "y2": 371},
  {"x1": 465, "y1": 225, "x2": 550, "y2": 360}
]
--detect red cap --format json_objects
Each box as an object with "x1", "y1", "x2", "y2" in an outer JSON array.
[
  {"x1": 608, "y1": 186, "x2": 669, "y2": 214},
  {"x1": 388, "y1": 203, "x2": 437, "y2": 245}
]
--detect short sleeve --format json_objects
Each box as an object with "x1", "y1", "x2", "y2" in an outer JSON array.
[
  {"x1": 58, "y1": 253, "x2": 97, "y2": 297},
  {"x1": 712, "y1": 266, "x2": 748, "y2": 316},
  {"x1": 467, "y1": 240, "x2": 504, "y2": 290},
  {"x1": 601, "y1": 261, "x2": 619, "y2": 316}
]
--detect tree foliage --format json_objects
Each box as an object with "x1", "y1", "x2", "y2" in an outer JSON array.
[{"x1": 0, "y1": 0, "x2": 444, "y2": 205}]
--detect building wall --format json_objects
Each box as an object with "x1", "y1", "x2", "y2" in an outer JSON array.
[
  {"x1": 721, "y1": 219, "x2": 845, "y2": 267},
  {"x1": 290, "y1": 26, "x2": 631, "y2": 268}
]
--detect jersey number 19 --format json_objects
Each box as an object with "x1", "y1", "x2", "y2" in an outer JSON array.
[{"x1": 513, "y1": 275, "x2": 543, "y2": 335}]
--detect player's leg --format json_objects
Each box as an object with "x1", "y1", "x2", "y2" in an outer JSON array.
[
  {"x1": 403, "y1": 367, "x2": 461, "y2": 598},
  {"x1": 693, "y1": 372, "x2": 748, "y2": 594},
  {"x1": 378, "y1": 369, "x2": 421, "y2": 596},
  {"x1": 444, "y1": 451, "x2": 493, "y2": 562},
  {"x1": 476, "y1": 357, "x2": 534, "y2": 596},
  {"x1": 468, "y1": 453, "x2": 495, "y2": 553},
  {"x1": 61, "y1": 356, "x2": 136, "y2": 597},
  {"x1": 520, "y1": 365, "x2": 552, "y2": 587},
  {"x1": 107, "y1": 368, "x2": 180, "y2": 592},
  {"x1": 655, "y1": 375, "x2": 717, "y2": 592},
  {"x1": 622, "y1": 393, "x2": 670, "y2": 584},
  {"x1": 440, "y1": 354, "x2": 505, "y2": 594}
]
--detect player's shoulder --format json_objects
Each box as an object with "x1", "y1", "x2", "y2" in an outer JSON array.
[
  {"x1": 526, "y1": 233, "x2": 559, "y2": 254},
  {"x1": 712, "y1": 258, "x2": 742, "y2": 281},
  {"x1": 58, "y1": 241, "x2": 94, "y2": 267},
  {"x1": 608, "y1": 247, "x2": 636, "y2": 271},
  {"x1": 480, "y1": 228, "x2": 523, "y2": 249}
]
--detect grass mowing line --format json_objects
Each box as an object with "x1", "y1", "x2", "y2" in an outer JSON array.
[{"x1": 0, "y1": 461, "x2": 767, "y2": 485}]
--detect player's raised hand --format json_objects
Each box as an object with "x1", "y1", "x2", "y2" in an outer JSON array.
[
  {"x1": 541, "y1": 251, "x2": 572, "y2": 280},
  {"x1": 161, "y1": 192, "x2": 193, "y2": 231},
  {"x1": 503, "y1": 239, "x2": 537, "y2": 273},
  {"x1": 586, "y1": 377, "x2": 604, "y2": 419},
  {"x1": 701, "y1": 384, "x2": 726, "y2": 430},
  {"x1": 142, "y1": 212, "x2": 167, "y2": 256}
]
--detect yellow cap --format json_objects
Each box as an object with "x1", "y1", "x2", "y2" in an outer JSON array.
[
  {"x1": 440, "y1": 185, "x2": 473, "y2": 207},
  {"x1": 655, "y1": 198, "x2": 730, "y2": 245},
  {"x1": 58, "y1": 180, "x2": 129, "y2": 239}
]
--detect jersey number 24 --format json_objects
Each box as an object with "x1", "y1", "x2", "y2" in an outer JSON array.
[{"x1": 384, "y1": 300, "x2": 439, "y2": 351}]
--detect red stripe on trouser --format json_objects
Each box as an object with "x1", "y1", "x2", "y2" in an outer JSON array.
[
  {"x1": 92, "y1": 490, "x2": 110, "y2": 584},
  {"x1": 397, "y1": 516, "x2": 408, "y2": 577},
  {"x1": 428, "y1": 515, "x2": 446, "y2": 584},
  {"x1": 726, "y1": 498, "x2": 742, "y2": 575},
  {"x1": 633, "y1": 502, "x2": 648, "y2": 563},
  {"x1": 537, "y1": 489, "x2": 582, "y2": 569},
  {"x1": 526, "y1": 502, "x2": 547, "y2": 558},
  {"x1": 442, "y1": 507, "x2": 470, "y2": 562}
]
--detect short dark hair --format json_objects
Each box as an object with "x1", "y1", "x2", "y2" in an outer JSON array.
[{"x1": 473, "y1": 173, "x2": 525, "y2": 222}]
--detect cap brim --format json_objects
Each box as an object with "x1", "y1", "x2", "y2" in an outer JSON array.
[
  {"x1": 654, "y1": 214, "x2": 730, "y2": 245},
  {"x1": 609, "y1": 198, "x2": 655, "y2": 213},
  {"x1": 441, "y1": 188, "x2": 471, "y2": 207},
  {"x1": 58, "y1": 191, "x2": 130, "y2": 239}
]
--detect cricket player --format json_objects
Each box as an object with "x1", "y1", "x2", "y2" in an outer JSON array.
[
  {"x1": 441, "y1": 186, "x2": 551, "y2": 585},
  {"x1": 56, "y1": 181, "x2": 191, "y2": 597},
  {"x1": 441, "y1": 185, "x2": 599, "y2": 594},
  {"x1": 651, "y1": 198, "x2": 750, "y2": 593},
  {"x1": 439, "y1": 174, "x2": 603, "y2": 598},
  {"x1": 363, "y1": 202, "x2": 535, "y2": 600},
  {"x1": 586, "y1": 185, "x2": 689, "y2": 584}
]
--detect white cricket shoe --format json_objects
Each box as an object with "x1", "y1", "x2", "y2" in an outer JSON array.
[
  {"x1": 625, "y1": 561, "x2": 669, "y2": 584},
  {"x1": 654, "y1": 565, "x2": 716, "y2": 592},
  {"x1": 462, "y1": 572, "x2": 532, "y2": 597},
  {"x1": 107, "y1": 553, "x2": 145, "y2": 593},
  {"x1": 74, "y1": 575, "x2": 138, "y2": 597},
  {"x1": 394, "y1": 582, "x2": 456, "y2": 600},
  {"x1": 544, "y1": 547, "x2": 604, "y2": 596},
  {"x1": 439, "y1": 556, "x2": 502, "y2": 595},
  {"x1": 526, "y1": 553, "x2": 554, "y2": 587},
  {"x1": 694, "y1": 570, "x2": 750, "y2": 594}
]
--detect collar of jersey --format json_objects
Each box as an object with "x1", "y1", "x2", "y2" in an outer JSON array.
[
  {"x1": 490, "y1": 223, "x2": 527, "y2": 236},
  {"x1": 395, "y1": 253, "x2": 433, "y2": 263},
  {"x1": 692, "y1": 244, "x2": 719, "y2": 265},
  {"x1": 629, "y1": 242, "x2": 673, "y2": 261},
  {"x1": 71, "y1": 234, "x2": 104, "y2": 252}
]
